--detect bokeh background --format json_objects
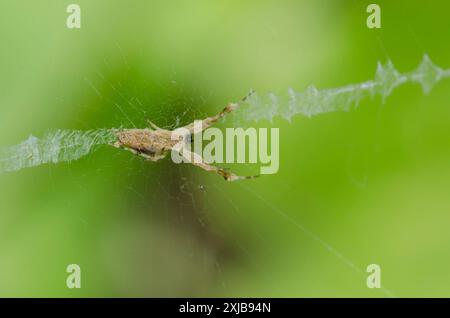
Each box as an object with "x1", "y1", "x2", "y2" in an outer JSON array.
[{"x1": 1, "y1": 0, "x2": 450, "y2": 297}]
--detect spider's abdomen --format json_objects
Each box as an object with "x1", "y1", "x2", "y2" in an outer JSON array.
[{"x1": 115, "y1": 128, "x2": 178, "y2": 156}]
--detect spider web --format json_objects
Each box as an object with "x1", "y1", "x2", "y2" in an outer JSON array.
[
  {"x1": 233, "y1": 55, "x2": 449, "y2": 123},
  {"x1": 1, "y1": 55, "x2": 448, "y2": 175},
  {"x1": 2, "y1": 52, "x2": 450, "y2": 296}
]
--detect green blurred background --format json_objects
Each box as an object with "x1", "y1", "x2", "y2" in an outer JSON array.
[{"x1": 1, "y1": 0, "x2": 450, "y2": 297}]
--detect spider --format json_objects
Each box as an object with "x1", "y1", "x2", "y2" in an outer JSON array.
[{"x1": 113, "y1": 92, "x2": 257, "y2": 181}]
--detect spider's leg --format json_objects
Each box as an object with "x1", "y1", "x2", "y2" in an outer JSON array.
[
  {"x1": 114, "y1": 143, "x2": 164, "y2": 162},
  {"x1": 178, "y1": 148, "x2": 258, "y2": 182},
  {"x1": 182, "y1": 102, "x2": 239, "y2": 134},
  {"x1": 181, "y1": 90, "x2": 256, "y2": 134},
  {"x1": 137, "y1": 149, "x2": 167, "y2": 162},
  {"x1": 114, "y1": 144, "x2": 140, "y2": 156},
  {"x1": 147, "y1": 120, "x2": 162, "y2": 131},
  {"x1": 240, "y1": 89, "x2": 256, "y2": 103}
]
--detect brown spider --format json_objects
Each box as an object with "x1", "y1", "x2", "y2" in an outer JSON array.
[{"x1": 113, "y1": 93, "x2": 257, "y2": 181}]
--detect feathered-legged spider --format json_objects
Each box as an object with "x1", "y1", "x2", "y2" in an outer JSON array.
[{"x1": 113, "y1": 92, "x2": 257, "y2": 181}]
